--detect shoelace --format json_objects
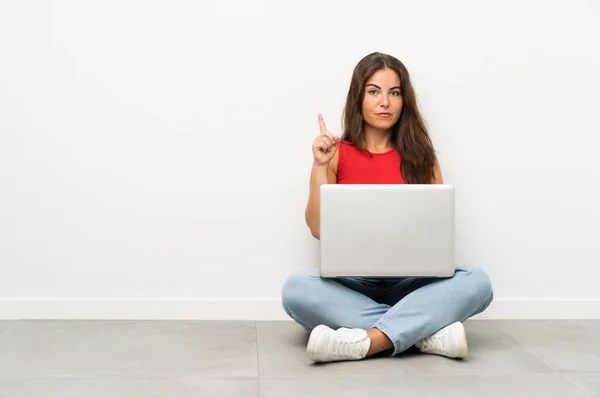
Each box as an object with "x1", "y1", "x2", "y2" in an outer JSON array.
[{"x1": 332, "y1": 331, "x2": 365, "y2": 359}]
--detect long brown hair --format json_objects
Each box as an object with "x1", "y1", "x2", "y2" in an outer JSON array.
[{"x1": 341, "y1": 52, "x2": 436, "y2": 184}]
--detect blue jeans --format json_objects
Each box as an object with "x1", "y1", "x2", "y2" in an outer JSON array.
[{"x1": 281, "y1": 266, "x2": 493, "y2": 355}]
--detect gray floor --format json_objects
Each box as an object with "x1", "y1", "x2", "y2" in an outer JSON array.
[{"x1": 0, "y1": 320, "x2": 599, "y2": 397}]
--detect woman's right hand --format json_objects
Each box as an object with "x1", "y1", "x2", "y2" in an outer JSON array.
[{"x1": 312, "y1": 113, "x2": 340, "y2": 166}]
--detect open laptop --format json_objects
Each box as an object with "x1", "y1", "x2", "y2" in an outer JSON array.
[{"x1": 318, "y1": 184, "x2": 455, "y2": 278}]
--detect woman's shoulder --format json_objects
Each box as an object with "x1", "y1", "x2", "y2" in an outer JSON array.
[
  {"x1": 327, "y1": 140, "x2": 353, "y2": 182},
  {"x1": 338, "y1": 139, "x2": 358, "y2": 157}
]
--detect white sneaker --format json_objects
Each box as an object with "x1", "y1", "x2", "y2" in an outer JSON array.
[
  {"x1": 415, "y1": 322, "x2": 468, "y2": 359},
  {"x1": 306, "y1": 325, "x2": 371, "y2": 362}
]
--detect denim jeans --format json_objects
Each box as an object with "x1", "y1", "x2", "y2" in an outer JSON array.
[{"x1": 281, "y1": 266, "x2": 494, "y2": 355}]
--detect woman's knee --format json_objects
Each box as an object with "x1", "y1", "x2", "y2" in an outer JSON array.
[
  {"x1": 281, "y1": 269, "x2": 320, "y2": 315},
  {"x1": 456, "y1": 266, "x2": 494, "y2": 304}
]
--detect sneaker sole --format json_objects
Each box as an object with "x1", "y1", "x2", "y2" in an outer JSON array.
[{"x1": 306, "y1": 325, "x2": 330, "y2": 362}]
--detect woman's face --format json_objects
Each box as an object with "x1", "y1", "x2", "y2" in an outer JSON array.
[{"x1": 362, "y1": 68, "x2": 403, "y2": 131}]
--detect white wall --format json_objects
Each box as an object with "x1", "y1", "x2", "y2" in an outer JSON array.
[{"x1": 1, "y1": 0, "x2": 599, "y2": 320}]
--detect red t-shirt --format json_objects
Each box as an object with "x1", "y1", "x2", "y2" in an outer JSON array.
[{"x1": 336, "y1": 140, "x2": 406, "y2": 184}]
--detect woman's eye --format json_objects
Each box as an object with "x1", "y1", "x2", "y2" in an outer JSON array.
[
  {"x1": 391, "y1": 91, "x2": 401, "y2": 96},
  {"x1": 368, "y1": 90, "x2": 378, "y2": 95}
]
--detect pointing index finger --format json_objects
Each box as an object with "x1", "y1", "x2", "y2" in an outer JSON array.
[{"x1": 318, "y1": 113, "x2": 327, "y2": 135}]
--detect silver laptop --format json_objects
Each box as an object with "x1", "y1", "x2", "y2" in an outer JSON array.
[{"x1": 319, "y1": 184, "x2": 455, "y2": 278}]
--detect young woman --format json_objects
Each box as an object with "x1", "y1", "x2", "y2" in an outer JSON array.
[{"x1": 281, "y1": 52, "x2": 494, "y2": 363}]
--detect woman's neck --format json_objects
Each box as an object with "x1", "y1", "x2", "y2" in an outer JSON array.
[{"x1": 363, "y1": 124, "x2": 393, "y2": 153}]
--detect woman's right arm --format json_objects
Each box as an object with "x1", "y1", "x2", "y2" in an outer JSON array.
[
  {"x1": 305, "y1": 114, "x2": 339, "y2": 239},
  {"x1": 305, "y1": 158, "x2": 337, "y2": 239}
]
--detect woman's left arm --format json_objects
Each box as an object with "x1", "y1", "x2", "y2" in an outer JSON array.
[{"x1": 432, "y1": 157, "x2": 444, "y2": 184}]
